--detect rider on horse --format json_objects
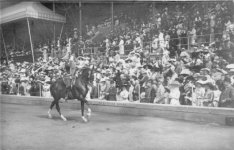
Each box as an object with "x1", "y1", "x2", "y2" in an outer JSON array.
[{"x1": 63, "y1": 53, "x2": 91, "y2": 100}]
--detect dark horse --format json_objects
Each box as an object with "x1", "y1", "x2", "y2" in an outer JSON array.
[{"x1": 48, "y1": 66, "x2": 94, "y2": 122}]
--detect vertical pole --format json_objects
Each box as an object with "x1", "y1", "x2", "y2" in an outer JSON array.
[
  {"x1": 97, "y1": 83, "x2": 100, "y2": 98},
  {"x1": 111, "y1": 2, "x2": 114, "y2": 32},
  {"x1": 1, "y1": 27, "x2": 9, "y2": 63},
  {"x1": 139, "y1": 83, "x2": 141, "y2": 102},
  {"x1": 53, "y1": 1, "x2": 56, "y2": 48},
  {"x1": 18, "y1": 83, "x2": 20, "y2": 96},
  {"x1": 59, "y1": 23, "x2": 64, "y2": 42},
  {"x1": 79, "y1": 1, "x2": 82, "y2": 42},
  {"x1": 39, "y1": 83, "x2": 42, "y2": 97},
  {"x1": 187, "y1": 34, "x2": 190, "y2": 50},
  {"x1": 27, "y1": 18, "x2": 35, "y2": 63}
]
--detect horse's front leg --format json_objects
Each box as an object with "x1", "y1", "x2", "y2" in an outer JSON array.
[
  {"x1": 55, "y1": 100, "x2": 67, "y2": 121},
  {"x1": 80, "y1": 101, "x2": 88, "y2": 122}
]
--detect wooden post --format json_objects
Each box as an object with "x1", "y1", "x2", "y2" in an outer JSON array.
[
  {"x1": 39, "y1": 83, "x2": 42, "y2": 97},
  {"x1": 53, "y1": 1, "x2": 56, "y2": 45},
  {"x1": 1, "y1": 27, "x2": 9, "y2": 63},
  {"x1": 59, "y1": 23, "x2": 64, "y2": 42},
  {"x1": 27, "y1": 18, "x2": 35, "y2": 63},
  {"x1": 79, "y1": 1, "x2": 82, "y2": 42},
  {"x1": 111, "y1": 2, "x2": 114, "y2": 32}
]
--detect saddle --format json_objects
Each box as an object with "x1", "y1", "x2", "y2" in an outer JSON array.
[{"x1": 62, "y1": 75, "x2": 75, "y2": 100}]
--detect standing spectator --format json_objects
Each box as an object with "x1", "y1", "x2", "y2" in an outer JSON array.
[
  {"x1": 154, "y1": 77, "x2": 166, "y2": 103},
  {"x1": 219, "y1": 77, "x2": 234, "y2": 108},
  {"x1": 43, "y1": 45, "x2": 48, "y2": 62},
  {"x1": 202, "y1": 82, "x2": 215, "y2": 107},
  {"x1": 141, "y1": 79, "x2": 155, "y2": 103},
  {"x1": 190, "y1": 25, "x2": 197, "y2": 45},
  {"x1": 194, "y1": 80, "x2": 206, "y2": 106},
  {"x1": 152, "y1": 35, "x2": 159, "y2": 52},
  {"x1": 169, "y1": 80, "x2": 181, "y2": 105},
  {"x1": 132, "y1": 76, "x2": 140, "y2": 101},
  {"x1": 99, "y1": 78, "x2": 108, "y2": 100},
  {"x1": 119, "y1": 36, "x2": 125, "y2": 55},
  {"x1": 119, "y1": 85, "x2": 129, "y2": 101},
  {"x1": 106, "y1": 80, "x2": 117, "y2": 101}
]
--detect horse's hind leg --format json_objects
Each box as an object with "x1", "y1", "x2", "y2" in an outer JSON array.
[
  {"x1": 80, "y1": 99, "x2": 91, "y2": 122},
  {"x1": 84, "y1": 100, "x2": 92, "y2": 118},
  {"x1": 48, "y1": 100, "x2": 56, "y2": 119},
  {"x1": 55, "y1": 101, "x2": 67, "y2": 121}
]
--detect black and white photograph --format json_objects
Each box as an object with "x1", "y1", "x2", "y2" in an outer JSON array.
[{"x1": 1, "y1": 0, "x2": 234, "y2": 149}]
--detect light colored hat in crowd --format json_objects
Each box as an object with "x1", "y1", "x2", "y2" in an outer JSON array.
[
  {"x1": 142, "y1": 70, "x2": 147, "y2": 74},
  {"x1": 47, "y1": 66, "x2": 53, "y2": 70},
  {"x1": 180, "y1": 69, "x2": 191, "y2": 75},
  {"x1": 101, "y1": 70, "x2": 106, "y2": 74},
  {"x1": 100, "y1": 78, "x2": 106, "y2": 82},
  {"x1": 169, "y1": 58, "x2": 176, "y2": 62},
  {"x1": 43, "y1": 45, "x2": 48, "y2": 49},
  {"x1": 180, "y1": 51, "x2": 190, "y2": 57},
  {"x1": 216, "y1": 68, "x2": 228, "y2": 74},
  {"x1": 201, "y1": 68, "x2": 210, "y2": 73},
  {"x1": 229, "y1": 69, "x2": 234, "y2": 72},
  {"x1": 196, "y1": 80, "x2": 207, "y2": 85},
  {"x1": 194, "y1": 73, "x2": 203, "y2": 78},
  {"x1": 169, "y1": 80, "x2": 180, "y2": 87},
  {"x1": 204, "y1": 46, "x2": 209, "y2": 50},
  {"x1": 20, "y1": 77, "x2": 28, "y2": 82},
  {"x1": 226, "y1": 64, "x2": 234, "y2": 69},
  {"x1": 20, "y1": 69, "x2": 26, "y2": 73},
  {"x1": 135, "y1": 53, "x2": 140, "y2": 57},
  {"x1": 197, "y1": 77, "x2": 214, "y2": 85}
]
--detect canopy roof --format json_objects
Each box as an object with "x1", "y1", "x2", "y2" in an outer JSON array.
[{"x1": 0, "y1": 2, "x2": 66, "y2": 24}]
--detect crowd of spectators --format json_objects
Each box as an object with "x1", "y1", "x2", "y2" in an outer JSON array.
[{"x1": 1, "y1": 2, "x2": 234, "y2": 108}]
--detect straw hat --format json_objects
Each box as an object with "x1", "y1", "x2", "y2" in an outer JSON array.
[
  {"x1": 100, "y1": 78, "x2": 106, "y2": 82},
  {"x1": 180, "y1": 69, "x2": 191, "y2": 76},
  {"x1": 169, "y1": 80, "x2": 180, "y2": 87},
  {"x1": 201, "y1": 68, "x2": 210, "y2": 73},
  {"x1": 226, "y1": 64, "x2": 234, "y2": 69}
]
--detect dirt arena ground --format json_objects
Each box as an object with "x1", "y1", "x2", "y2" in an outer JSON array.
[{"x1": 1, "y1": 102, "x2": 234, "y2": 150}]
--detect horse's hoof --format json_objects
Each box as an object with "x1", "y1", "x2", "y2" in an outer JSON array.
[
  {"x1": 87, "y1": 108, "x2": 92, "y2": 118},
  {"x1": 48, "y1": 114, "x2": 52, "y2": 119},
  {"x1": 81, "y1": 116, "x2": 88, "y2": 123},
  {"x1": 61, "y1": 115, "x2": 67, "y2": 121},
  {"x1": 48, "y1": 110, "x2": 52, "y2": 119}
]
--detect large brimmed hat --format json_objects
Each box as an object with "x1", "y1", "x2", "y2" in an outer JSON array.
[
  {"x1": 100, "y1": 78, "x2": 106, "y2": 82},
  {"x1": 226, "y1": 64, "x2": 234, "y2": 69},
  {"x1": 169, "y1": 80, "x2": 180, "y2": 87},
  {"x1": 229, "y1": 68, "x2": 234, "y2": 73},
  {"x1": 201, "y1": 68, "x2": 210, "y2": 73},
  {"x1": 180, "y1": 69, "x2": 191, "y2": 76}
]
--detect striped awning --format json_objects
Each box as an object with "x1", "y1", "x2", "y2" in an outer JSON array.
[{"x1": 0, "y1": 2, "x2": 66, "y2": 24}]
